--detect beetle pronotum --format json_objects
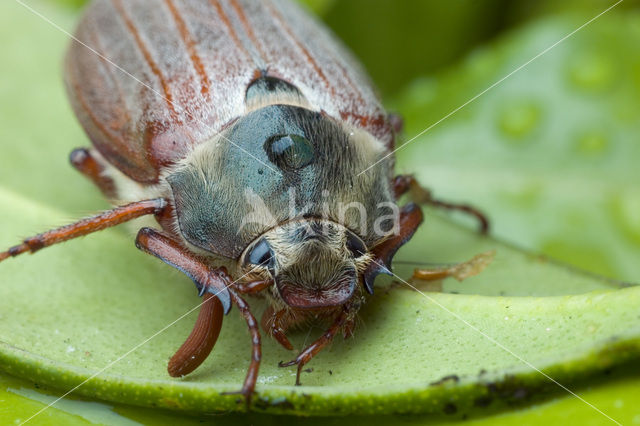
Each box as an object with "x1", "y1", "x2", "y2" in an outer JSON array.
[{"x1": 1, "y1": 0, "x2": 488, "y2": 404}]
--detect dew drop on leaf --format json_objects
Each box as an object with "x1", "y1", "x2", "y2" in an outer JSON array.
[
  {"x1": 498, "y1": 101, "x2": 541, "y2": 141},
  {"x1": 574, "y1": 131, "x2": 609, "y2": 156},
  {"x1": 568, "y1": 52, "x2": 614, "y2": 91}
]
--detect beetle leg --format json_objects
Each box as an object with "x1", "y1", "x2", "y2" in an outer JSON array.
[
  {"x1": 278, "y1": 307, "x2": 349, "y2": 386},
  {"x1": 134, "y1": 228, "x2": 261, "y2": 407},
  {"x1": 342, "y1": 316, "x2": 356, "y2": 339},
  {"x1": 0, "y1": 198, "x2": 166, "y2": 263},
  {"x1": 362, "y1": 203, "x2": 424, "y2": 294},
  {"x1": 222, "y1": 288, "x2": 262, "y2": 409},
  {"x1": 135, "y1": 229, "x2": 230, "y2": 372},
  {"x1": 134, "y1": 228, "x2": 232, "y2": 313},
  {"x1": 168, "y1": 292, "x2": 224, "y2": 377},
  {"x1": 392, "y1": 175, "x2": 489, "y2": 234},
  {"x1": 69, "y1": 148, "x2": 117, "y2": 198},
  {"x1": 261, "y1": 306, "x2": 294, "y2": 350}
]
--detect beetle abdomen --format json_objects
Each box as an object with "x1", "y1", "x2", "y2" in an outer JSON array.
[{"x1": 65, "y1": 0, "x2": 392, "y2": 184}]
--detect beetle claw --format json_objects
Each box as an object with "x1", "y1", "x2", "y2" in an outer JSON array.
[
  {"x1": 221, "y1": 388, "x2": 255, "y2": 409},
  {"x1": 278, "y1": 357, "x2": 306, "y2": 385},
  {"x1": 278, "y1": 359, "x2": 298, "y2": 368}
]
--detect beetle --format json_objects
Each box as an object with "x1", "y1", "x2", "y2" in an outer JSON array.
[{"x1": 0, "y1": 0, "x2": 488, "y2": 405}]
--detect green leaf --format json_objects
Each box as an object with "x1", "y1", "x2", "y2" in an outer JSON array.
[
  {"x1": 393, "y1": 12, "x2": 640, "y2": 283},
  {"x1": 1, "y1": 194, "x2": 639, "y2": 415},
  {"x1": 1, "y1": 0, "x2": 639, "y2": 422}
]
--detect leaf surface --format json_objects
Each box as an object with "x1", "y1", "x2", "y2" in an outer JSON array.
[{"x1": 0, "y1": 0, "x2": 639, "y2": 420}]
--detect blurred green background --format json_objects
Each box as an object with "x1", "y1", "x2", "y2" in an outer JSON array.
[{"x1": 2, "y1": 0, "x2": 640, "y2": 424}]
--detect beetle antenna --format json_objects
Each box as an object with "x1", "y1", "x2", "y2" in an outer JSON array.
[
  {"x1": 0, "y1": 198, "x2": 166, "y2": 263},
  {"x1": 167, "y1": 292, "x2": 223, "y2": 377},
  {"x1": 393, "y1": 175, "x2": 490, "y2": 233}
]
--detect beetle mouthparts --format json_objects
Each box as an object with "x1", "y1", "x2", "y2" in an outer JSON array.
[{"x1": 275, "y1": 271, "x2": 357, "y2": 309}]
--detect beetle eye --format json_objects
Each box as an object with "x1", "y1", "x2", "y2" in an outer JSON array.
[
  {"x1": 264, "y1": 133, "x2": 314, "y2": 170},
  {"x1": 346, "y1": 231, "x2": 367, "y2": 258},
  {"x1": 247, "y1": 238, "x2": 275, "y2": 268}
]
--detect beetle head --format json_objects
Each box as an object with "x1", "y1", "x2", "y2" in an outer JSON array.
[
  {"x1": 168, "y1": 104, "x2": 396, "y2": 260},
  {"x1": 240, "y1": 219, "x2": 370, "y2": 309},
  {"x1": 167, "y1": 100, "x2": 405, "y2": 305}
]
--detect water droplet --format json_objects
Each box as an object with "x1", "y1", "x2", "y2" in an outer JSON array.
[
  {"x1": 498, "y1": 101, "x2": 541, "y2": 141},
  {"x1": 568, "y1": 52, "x2": 614, "y2": 91},
  {"x1": 499, "y1": 183, "x2": 543, "y2": 209},
  {"x1": 575, "y1": 131, "x2": 609, "y2": 156}
]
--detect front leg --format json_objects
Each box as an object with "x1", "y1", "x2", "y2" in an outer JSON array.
[
  {"x1": 134, "y1": 228, "x2": 261, "y2": 406},
  {"x1": 279, "y1": 307, "x2": 350, "y2": 385},
  {"x1": 261, "y1": 305, "x2": 294, "y2": 351},
  {"x1": 223, "y1": 289, "x2": 262, "y2": 406},
  {"x1": 362, "y1": 203, "x2": 424, "y2": 294},
  {"x1": 135, "y1": 228, "x2": 231, "y2": 312}
]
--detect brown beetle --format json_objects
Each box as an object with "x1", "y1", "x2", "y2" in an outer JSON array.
[{"x1": 0, "y1": 0, "x2": 488, "y2": 404}]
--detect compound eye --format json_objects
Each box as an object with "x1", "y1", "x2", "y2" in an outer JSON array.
[
  {"x1": 246, "y1": 238, "x2": 275, "y2": 268},
  {"x1": 346, "y1": 231, "x2": 367, "y2": 258},
  {"x1": 264, "y1": 133, "x2": 314, "y2": 170}
]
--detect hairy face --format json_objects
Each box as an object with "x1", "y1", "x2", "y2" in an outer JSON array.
[{"x1": 240, "y1": 219, "x2": 371, "y2": 310}]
